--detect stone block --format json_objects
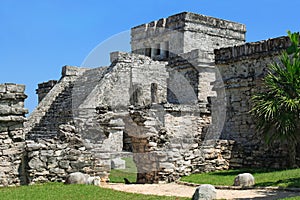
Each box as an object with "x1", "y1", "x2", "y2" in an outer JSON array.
[
  {"x1": 159, "y1": 162, "x2": 175, "y2": 169},
  {"x1": 70, "y1": 161, "x2": 90, "y2": 169},
  {"x1": 110, "y1": 51, "x2": 123, "y2": 63},
  {"x1": 111, "y1": 158, "x2": 125, "y2": 169},
  {"x1": 40, "y1": 150, "x2": 54, "y2": 156},
  {"x1": 3, "y1": 147, "x2": 23, "y2": 155},
  {"x1": 26, "y1": 143, "x2": 47, "y2": 151},
  {"x1": 59, "y1": 160, "x2": 70, "y2": 169},
  {"x1": 0, "y1": 116, "x2": 11, "y2": 122},
  {"x1": 0, "y1": 85, "x2": 6, "y2": 93},
  {"x1": 0, "y1": 166, "x2": 11, "y2": 173},
  {"x1": 5, "y1": 84, "x2": 25, "y2": 93},
  {"x1": 10, "y1": 116, "x2": 27, "y2": 122},
  {"x1": 49, "y1": 168, "x2": 65, "y2": 174},
  {"x1": 0, "y1": 106, "x2": 11, "y2": 115},
  {"x1": 28, "y1": 157, "x2": 45, "y2": 169},
  {"x1": 8, "y1": 123, "x2": 24, "y2": 131},
  {"x1": 1, "y1": 93, "x2": 16, "y2": 100},
  {"x1": 27, "y1": 151, "x2": 39, "y2": 158},
  {"x1": 0, "y1": 127, "x2": 8, "y2": 133},
  {"x1": 62, "y1": 66, "x2": 87, "y2": 77}
]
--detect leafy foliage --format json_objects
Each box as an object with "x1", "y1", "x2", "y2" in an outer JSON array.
[{"x1": 251, "y1": 31, "x2": 300, "y2": 145}]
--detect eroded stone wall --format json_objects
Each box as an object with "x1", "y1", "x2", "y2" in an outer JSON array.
[
  {"x1": 25, "y1": 124, "x2": 110, "y2": 184},
  {"x1": 36, "y1": 80, "x2": 57, "y2": 103},
  {"x1": 215, "y1": 36, "x2": 298, "y2": 168},
  {"x1": 0, "y1": 84, "x2": 28, "y2": 186},
  {"x1": 124, "y1": 104, "x2": 234, "y2": 183},
  {"x1": 25, "y1": 66, "x2": 88, "y2": 140},
  {"x1": 131, "y1": 12, "x2": 245, "y2": 59}
]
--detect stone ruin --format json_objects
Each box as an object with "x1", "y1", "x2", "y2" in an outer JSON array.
[{"x1": 1, "y1": 12, "x2": 299, "y2": 186}]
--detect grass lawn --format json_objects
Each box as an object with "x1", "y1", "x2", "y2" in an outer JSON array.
[
  {"x1": 110, "y1": 157, "x2": 137, "y2": 183},
  {"x1": 0, "y1": 182, "x2": 189, "y2": 200},
  {"x1": 181, "y1": 168, "x2": 300, "y2": 188}
]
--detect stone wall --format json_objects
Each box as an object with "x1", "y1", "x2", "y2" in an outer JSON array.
[
  {"x1": 20, "y1": 66, "x2": 111, "y2": 184},
  {"x1": 0, "y1": 84, "x2": 28, "y2": 186},
  {"x1": 25, "y1": 124, "x2": 110, "y2": 184},
  {"x1": 214, "y1": 36, "x2": 298, "y2": 168},
  {"x1": 167, "y1": 50, "x2": 216, "y2": 104},
  {"x1": 123, "y1": 104, "x2": 234, "y2": 183},
  {"x1": 36, "y1": 80, "x2": 57, "y2": 103},
  {"x1": 0, "y1": 82, "x2": 110, "y2": 186},
  {"x1": 106, "y1": 51, "x2": 168, "y2": 107},
  {"x1": 131, "y1": 12, "x2": 245, "y2": 59},
  {"x1": 25, "y1": 66, "x2": 88, "y2": 140}
]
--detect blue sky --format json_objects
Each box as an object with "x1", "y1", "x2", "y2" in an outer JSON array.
[{"x1": 1, "y1": 0, "x2": 300, "y2": 113}]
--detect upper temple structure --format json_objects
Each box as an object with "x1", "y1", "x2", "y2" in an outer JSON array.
[{"x1": 0, "y1": 12, "x2": 298, "y2": 186}]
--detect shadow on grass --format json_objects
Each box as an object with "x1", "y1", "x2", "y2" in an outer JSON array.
[
  {"x1": 235, "y1": 190, "x2": 300, "y2": 200},
  {"x1": 255, "y1": 177, "x2": 300, "y2": 188},
  {"x1": 211, "y1": 168, "x2": 279, "y2": 177}
]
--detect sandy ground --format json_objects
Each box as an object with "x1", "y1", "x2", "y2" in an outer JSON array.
[{"x1": 102, "y1": 183, "x2": 300, "y2": 199}]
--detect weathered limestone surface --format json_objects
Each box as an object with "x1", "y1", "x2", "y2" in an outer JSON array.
[
  {"x1": 25, "y1": 66, "x2": 89, "y2": 140},
  {"x1": 167, "y1": 50, "x2": 216, "y2": 104},
  {"x1": 0, "y1": 84, "x2": 28, "y2": 186},
  {"x1": 36, "y1": 80, "x2": 57, "y2": 103},
  {"x1": 215, "y1": 36, "x2": 299, "y2": 168},
  {"x1": 25, "y1": 124, "x2": 110, "y2": 184},
  {"x1": 123, "y1": 104, "x2": 234, "y2": 183},
  {"x1": 131, "y1": 12, "x2": 245, "y2": 58}
]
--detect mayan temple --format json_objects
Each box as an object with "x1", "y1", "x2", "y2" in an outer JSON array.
[{"x1": 0, "y1": 12, "x2": 297, "y2": 186}]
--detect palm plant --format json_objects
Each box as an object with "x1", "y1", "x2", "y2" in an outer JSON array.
[{"x1": 251, "y1": 31, "x2": 300, "y2": 167}]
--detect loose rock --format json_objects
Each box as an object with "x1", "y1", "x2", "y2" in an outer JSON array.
[
  {"x1": 233, "y1": 173, "x2": 255, "y2": 187},
  {"x1": 192, "y1": 184, "x2": 217, "y2": 200}
]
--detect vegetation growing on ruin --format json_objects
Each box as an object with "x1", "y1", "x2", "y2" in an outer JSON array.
[{"x1": 251, "y1": 31, "x2": 300, "y2": 166}]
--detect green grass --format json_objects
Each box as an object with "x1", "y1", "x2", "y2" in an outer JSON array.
[
  {"x1": 109, "y1": 157, "x2": 137, "y2": 183},
  {"x1": 279, "y1": 197, "x2": 300, "y2": 200},
  {"x1": 181, "y1": 168, "x2": 300, "y2": 188},
  {"x1": 0, "y1": 182, "x2": 189, "y2": 200}
]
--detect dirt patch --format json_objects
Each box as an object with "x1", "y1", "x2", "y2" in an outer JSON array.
[{"x1": 102, "y1": 183, "x2": 300, "y2": 199}]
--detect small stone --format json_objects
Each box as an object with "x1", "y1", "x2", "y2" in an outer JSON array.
[
  {"x1": 148, "y1": 142, "x2": 157, "y2": 147},
  {"x1": 59, "y1": 160, "x2": 70, "y2": 169},
  {"x1": 0, "y1": 106, "x2": 11, "y2": 115},
  {"x1": 49, "y1": 168, "x2": 65, "y2": 174},
  {"x1": 2, "y1": 147, "x2": 23, "y2": 155},
  {"x1": 26, "y1": 143, "x2": 47, "y2": 151},
  {"x1": 192, "y1": 184, "x2": 216, "y2": 200},
  {"x1": 28, "y1": 157, "x2": 45, "y2": 169},
  {"x1": 0, "y1": 85, "x2": 6, "y2": 93},
  {"x1": 233, "y1": 173, "x2": 255, "y2": 187},
  {"x1": 64, "y1": 172, "x2": 90, "y2": 184}
]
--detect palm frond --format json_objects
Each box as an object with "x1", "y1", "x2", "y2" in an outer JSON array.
[{"x1": 250, "y1": 31, "x2": 300, "y2": 146}]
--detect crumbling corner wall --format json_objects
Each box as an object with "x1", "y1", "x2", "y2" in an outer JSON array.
[
  {"x1": 215, "y1": 36, "x2": 299, "y2": 168},
  {"x1": 0, "y1": 83, "x2": 28, "y2": 186}
]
